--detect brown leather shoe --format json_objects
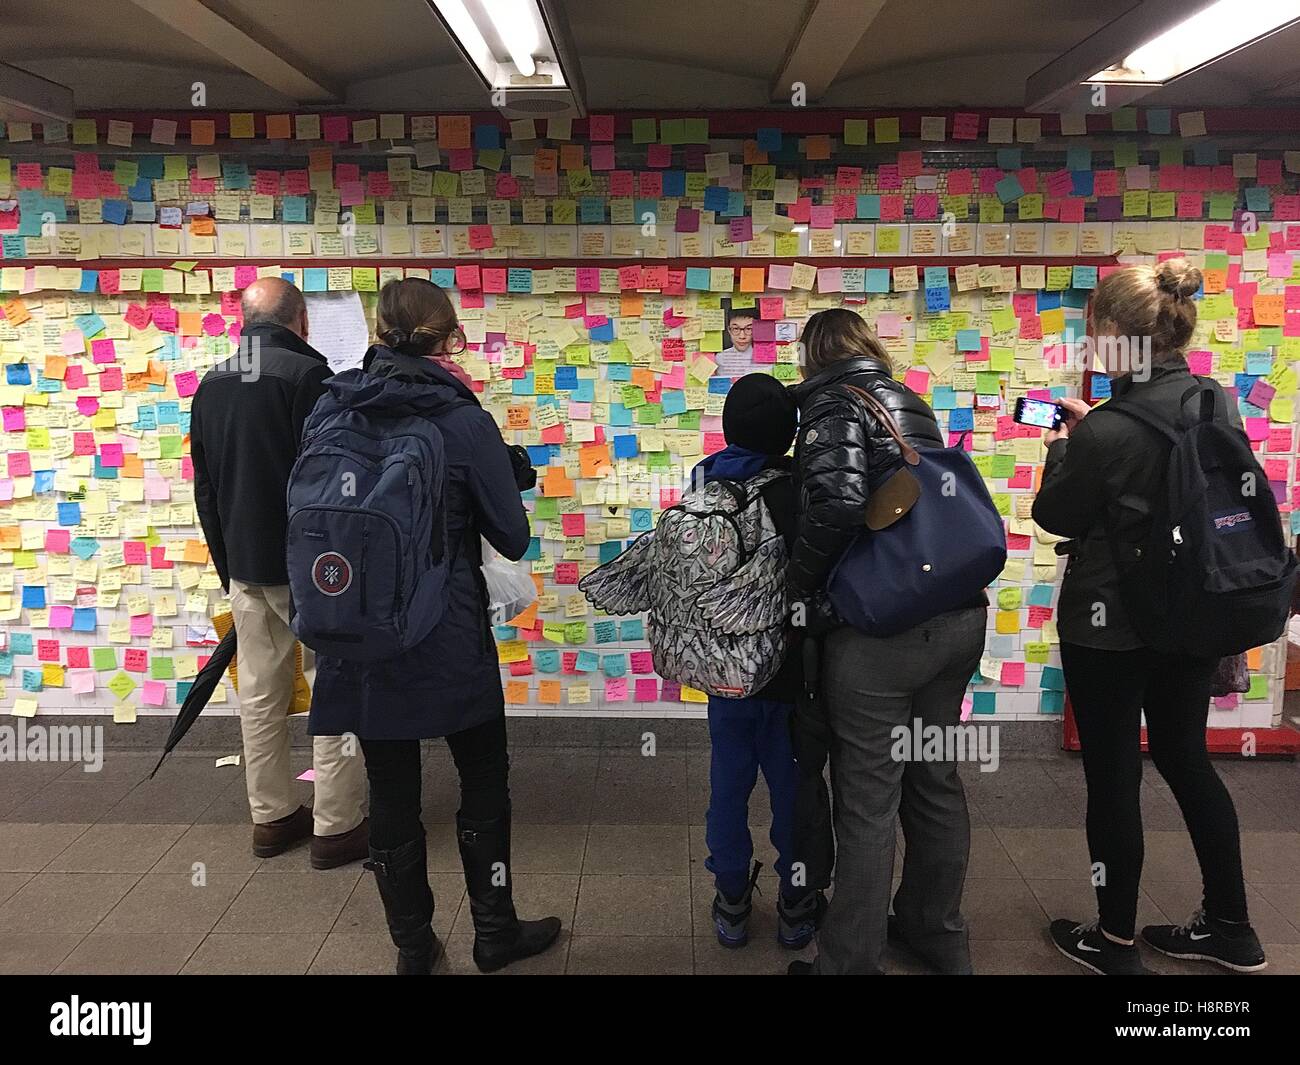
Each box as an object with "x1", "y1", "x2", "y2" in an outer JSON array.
[
  {"x1": 252, "y1": 805, "x2": 313, "y2": 858},
  {"x1": 311, "y1": 816, "x2": 370, "y2": 870}
]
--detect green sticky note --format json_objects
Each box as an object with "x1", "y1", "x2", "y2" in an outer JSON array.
[
  {"x1": 533, "y1": 497, "x2": 559, "y2": 520},
  {"x1": 843, "y1": 119, "x2": 869, "y2": 146},
  {"x1": 996, "y1": 587, "x2": 1022, "y2": 610},
  {"x1": 150, "y1": 657, "x2": 175, "y2": 680},
  {"x1": 141, "y1": 269, "x2": 165, "y2": 293},
  {"x1": 636, "y1": 403, "x2": 662, "y2": 424},
  {"x1": 158, "y1": 434, "x2": 183, "y2": 459},
  {"x1": 990, "y1": 454, "x2": 1016, "y2": 479},
  {"x1": 93, "y1": 647, "x2": 117, "y2": 671},
  {"x1": 1246, "y1": 674, "x2": 1269, "y2": 700},
  {"x1": 621, "y1": 385, "x2": 645, "y2": 409},
  {"x1": 975, "y1": 372, "x2": 1001, "y2": 394},
  {"x1": 107, "y1": 671, "x2": 136, "y2": 700},
  {"x1": 675, "y1": 410, "x2": 702, "y2": 430},
  {"x1": 1111, "y1": 109, "x2": 1139, "y2": 132},
  {"x1": 564, "y1": 622, "x2": 589, "y2": 644},
  {"x1": 631, "y1": 118, "x2": 657, "y2": 144}
]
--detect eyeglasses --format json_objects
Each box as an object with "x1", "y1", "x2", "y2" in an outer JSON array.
[{"x1": 729, "y1": 324, "x2": 754, "y2": 335}]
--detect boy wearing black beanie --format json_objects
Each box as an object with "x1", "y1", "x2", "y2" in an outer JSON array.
[{"x1": 689, "y1": 373, "x2": 825, "y2": 954}]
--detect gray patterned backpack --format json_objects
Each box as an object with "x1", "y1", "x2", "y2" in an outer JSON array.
[{"x1": 579, "y1": 469, "x2": 790, "y2": 698}]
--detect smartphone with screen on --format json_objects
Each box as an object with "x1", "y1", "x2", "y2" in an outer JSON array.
[{"x1": 1013, "y1": 396, "x2": 1065, "y2": 431}]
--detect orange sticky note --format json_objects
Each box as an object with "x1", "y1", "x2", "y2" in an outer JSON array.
[
  {"x1": 631, "y1": 368, "x2": 655, "y2": 390},
  {"x1": 542, "y1": 468, "x2": 575, "y2": 497},
  {"x1": 183, "y1": 540, "x2": 209, "y2": 564},
  {"x1": 1247, "y1": 646, "x2": 1263, "y2": 670},
  {"x1": 189, "y1": 119, "x2": 216, "y2": 146},
  {"x1": 739, "y1": 267, "x2": 766, "y2": 292},
  {"x1": 179, "y1": 312, "x2": 204, "y2": 335},
  {"x1": 189, "y1": 217, "x2": 216, "y2": 236},
  {"x1": 508, "y1": 601, "x2": 539, "y2": 630},
  {"x1": 620, "y1": 293, "x2": 645, "y2": 317},
  {"x1": 742, "y1": 141, "x2": 767, "y2": 165},
  {"x1": 438, "y1": 115, "x2": 471, "y2": 149},
  {"x1": 121, "y1": 454, "x2": 145, "y2": 478},
  {"x1": 505, "y1": 679, "x2": 529, "y2": 704},
  {"x1": 3, "y1": 299, "x2": 31, "y2": 326},
  {"x1": 538, "y1": 680, "x2": 562, "y2": 704},
  {"x1": 533, "y1": 148, "x2": 558, "y2": 175},
  {"x1": 579, "y1": 444, "x2": 612, "y2": 478},
  {"x1": 804, "y1": 134, "x2": 832, "y2": 160},
  {"x1": 1253, "y1": 294, "x2": 1284, "y2": 326},
  {"x1": 265, "y1": 114, "x2": 292, "y2": 140},
  {"x1": 307, "y1": 148, "x2": 333, "y2": 172},
  {"x1": 559, "y1": 143, "x2": 585, "y2": 170},
  {"x1": 43, "y1": 355, "x2": 67, "y2": 380}
]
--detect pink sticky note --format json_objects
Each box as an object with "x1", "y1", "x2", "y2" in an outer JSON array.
[
  {"x1": 297, "y1": 768, "x2": 316, "y2": 782},
  {"x1": 69, "y1": 670, "x2": 95, "y2": 695},
  {"x1": 173, "y1": 370, "x2": 200, "y2": 397},
  {"x1": 1000, "y1": 661, "x2": 1026, "y2": 686},
  {"x1": 48, "y1": 605, "x2": 74, "y2": 628},
  {"x1": 141, "y1": 680, "x2": 168, "y2": 707}
]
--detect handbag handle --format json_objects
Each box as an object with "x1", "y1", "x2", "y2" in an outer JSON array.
[{"x1": 841, "y1": 384, "x2": 922, "y2": 466}]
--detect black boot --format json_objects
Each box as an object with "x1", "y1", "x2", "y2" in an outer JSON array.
[
  {"x1": 364, "y1": 834, "x2": 439, "y2": 975},
  {"x1": 456, "y1": 807, "x2": 562, "y2": 973}
]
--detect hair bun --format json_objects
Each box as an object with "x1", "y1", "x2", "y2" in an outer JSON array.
[
  {"x1": 380, "y1": 327, "x2": 410, "y2": 347},
  {"x1": 1155, "y1": 258, "x2": 1201, "y2": 300}
]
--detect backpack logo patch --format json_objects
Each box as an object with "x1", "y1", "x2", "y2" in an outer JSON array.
[
  {"x1": 1213, "y1": 511, "x2": 1253, "y2": 533},
  {"x1": 311, "y1": 552, "x2": 352, "y2": 596}
]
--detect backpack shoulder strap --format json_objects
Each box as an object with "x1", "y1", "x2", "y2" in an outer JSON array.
[
  {"x1": 841, "y1": 384, "x2": 922, "y2": 467},
  {"x1": 1101, "y1": 398, "x2": 1182, "y2": 445}
]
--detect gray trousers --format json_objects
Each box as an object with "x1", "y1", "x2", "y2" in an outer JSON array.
[{"x1": 811, "y1": 606, "x2": 987, "y2": 975}]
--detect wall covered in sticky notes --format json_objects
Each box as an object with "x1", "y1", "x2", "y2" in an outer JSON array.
[{"x1": 0, "y1": 108, "x2": 1297, "y2": 728}]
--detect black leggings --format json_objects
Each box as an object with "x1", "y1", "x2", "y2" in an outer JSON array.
[
  {"x1": 361, "y1": 716, "x2": 510, "y2": 850},
  {"x1": 1061, "y1": 642, "x2": 1249, "y2": 940}
]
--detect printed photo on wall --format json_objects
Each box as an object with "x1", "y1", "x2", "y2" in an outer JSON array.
[{"x1": 717, "y1": 298, "x2": 757, "y2": 379}]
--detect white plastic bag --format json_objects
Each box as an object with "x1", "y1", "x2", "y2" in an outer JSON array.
[{"x1": 482, "y1": 538, "x2": 537, "y2": 625}]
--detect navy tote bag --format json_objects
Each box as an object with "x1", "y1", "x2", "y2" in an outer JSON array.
[{"x1": 826, "y1": 385, "x2": 1006, "y2": 636}]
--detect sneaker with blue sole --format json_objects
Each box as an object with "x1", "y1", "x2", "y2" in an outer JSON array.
[
  {"x1": 1141, "y1": 908, "x2": 1267, "y2": 973},
  {"x1": 712, "y1": 861, "x2": 762, "y2": 949},
  {"x1": 776, "y1": 889, "x2": 826, "y2": 950}
]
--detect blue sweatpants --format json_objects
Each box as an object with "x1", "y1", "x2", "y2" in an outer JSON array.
[{"x1": 705, "y1": 696, "x2": 800, "y2": 899}]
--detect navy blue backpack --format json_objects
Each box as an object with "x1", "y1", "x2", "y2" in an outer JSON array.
[
  {"x1": 827, "y1": 385, "x2": 1006, "y2": 636},
  {"x1": 286, "y1": 369, "x2": 467, "y2": 661}
]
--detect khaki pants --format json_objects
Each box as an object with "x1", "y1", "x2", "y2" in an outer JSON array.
[{"x1": 229, "y1": 580, "x2": 366, "y2": 836}]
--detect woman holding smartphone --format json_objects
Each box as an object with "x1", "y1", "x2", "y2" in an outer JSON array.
[{"x1": 1033, "y1": 259, "x2": 1264, "y2": 974}]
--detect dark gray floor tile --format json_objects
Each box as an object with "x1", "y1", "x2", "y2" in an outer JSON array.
[
  {"x1": 45, "y1": 823, "x2": 188, "y2": 873},
  {"x1": 181, "y1": 932, "x2": 325, "y2": 975},
  {"x1": 0, "y1": 872, "x2": 139, "y2": 934},
  {"x1": 574, "y1": 874, "x2": 692, "y2": 937},
  {"x1": 583, "y1": 824, "x2": 689, "y2": 875},
  {"x1": 98, "y1": 871, "x2": 252, "y2": 933},
  {"x1": 54, "y1": 931, "x2": 204, "y2": 975},
  {"x1": 0, "y1": 932, "x2": 85, "y2": 975},
  {"x1": 214, "y1": 869, "x2": 359, "y2": 934},
  {"x1": 0, "y1": 822, "x2": 90, "y2": 872},
  {"x1": 569, "y1": 935, "x2": 693, "y2": 975}
]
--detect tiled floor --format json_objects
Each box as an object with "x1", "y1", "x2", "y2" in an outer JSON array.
[{"x1": 2, "y1": 744, "x2": 1299, "y2": 975}]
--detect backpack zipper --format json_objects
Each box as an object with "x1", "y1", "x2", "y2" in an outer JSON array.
[{"x1": 360, "y1": 526, "x2": 368, "y2": 613}]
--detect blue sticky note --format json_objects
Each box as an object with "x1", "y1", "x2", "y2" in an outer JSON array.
[
  {"x1": 78, "y1": 270, "x2": 99, "y2": 293},
  {"x1": 948, "y1": 408, "x2": 974, "y2": 431},
  {"x1": 506, "y1": 268, "x2": 532, "y2": 293},
  {"x1": 856, "y1": 194, "x2": 881, "y2": 219},
  {"x1": 1192, "y1": 142, "x2": 1219, "y2": 165},
  {"x1": 573, "y1": 379, "x2": 595, "y2": 403},
  {"x1": 1066, "y1": 146, "x2": 1092, "y2": 171},
  {"x1": 865, "y1": 269, "x2": 890, "y2": 293},
  {"x1": 923, "y1": 267, "x2": 949, "y2": 289},
  {"x1": 22, "y1": 670, "x2": 43, "y2": 693},
  {"x1": 70, "y1": 537, "x2": 99, "y2": 560},
  {"x1": 602, "y1": 654, "x2": 628, "y2": 677},
  {"x1": 630, "y1": 509, "x2": 652, "y2": 532},
  {"x1": 1071, "y1": 170, "x2": 1094, "y2": 198},
  {"x1": 6, "y1": 364, "x2": 31, "y2": 385},
  {"x1": 995, "y1": 148, "x2": 1022, "y2": 170},
  {"x1": 282, "y1": 196, "x2": 308, "y2": 222},
  {"x1": 703, "y1": 186, "x2": 729, "y2": 212},
  {"x1": 956, "y1": 329, "x2": 983, "y2": 351},
  {"x1": 1072, "y1": 265, "x2": 1098, "y2": 289},
  {"x1": 757, "y1": 127, "x2": 783, "y2": 151},
  {"x1": 686, "y1": 267, "x2": 711, "y2": 291},
  {"x1": 995, "y1": 175, "x2": 1024, "y2": 203},
  {"x1": 1146, "y1": 108, "x2": 1171, "y2": 134},
  {"x1": 1037, "y1": 291, "x2": 1061, "y2": 311},
  {"x1": 661, "y1": 391, "x2": 686, "y2": 416},
  {"x1": 21, "y1": 586, "x2": 46, "y2": 609},
  {"x1": 662, "y1": 172, "x2": 687, "y2": 197},
  {"x1": 534, "y1": 649, "x2": 560, "y2": 673},
  {"x1": 72, "y1": 608, "x2": 97, "y2": 632},
  {"x1": 102, "y1": 200, "x2": 129, "y2": 225},
  {"x1": 1041, "y1": 666, "x2": 1066, "y2": 691},
  {"x1": 575, "y1": 650, "x2": 599, "y2": 673},
  {"x1": 554, "y1": 366, "x2": 578, "y2": 390},
  {"x1": 925, "y1": 286, "x2": 951, "y2": 313},
  {"x1": 930, "y1": 386, "x2": 957, "y2": 410},
  {"x1": 429, "y1": 268, "x2": 455, "y2": 288},
  {"x1": 599, "y1": 541, "x2": 624, "y2": 563},
  {"x1": 523, "y1": 537, "x2": 542, "y2": 561},
  {"x1": 511, "y1": 371, "x2": 536, "y2": 395},
  {"x1": 1245, "y1": 187, "x2": 1271, "y2": 213},
  {"x1": 589, "y1": 320, "x2": 614, "y2": 342},
  {"x1": 613, "y1": 434, "x2": 639, "y2": 459},
  {"x1": 707, "y1": 376, "x2": 731, "y2": 394},
  {"x1": 620, "y1": 619, "x2": 644, "y2": 641},
  {"x1": 494, "y1": 625, "x2": 518, "y2": 641},
  {"x1": 303, "y1": 268, "x2": 328, "y2": 292},
  {"x1": 972, "y1": 691, "x2": 997, "y2": 715},
  {"x1": 1040, "y1": 690, "x2": 1065, "y2": 714},
  {"x1": 1091, "y1": 374, "x2": 1113, "y2": 399},
  {"x1": 580, "y1": 197, "x2": 604, "y2": 223},
  {"x1": 594, "y1": 620, "x2": 617, "y2": 644},
  {"x1": 474, "y1": 124, "x2": 501, "y2": 149},
  {"x1": 57, "y1": 502, "x2": 81, "y2": 526},
  {"x1": 1246, "y1": 351, "x2": 1272, "y2": 375},
  {"x1": 1028, "y1": 585, "x2": 1055, "y2": 607}
]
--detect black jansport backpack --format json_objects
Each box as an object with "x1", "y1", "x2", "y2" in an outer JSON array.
[{"x1": 1105, "y1": 382, "x2": 1296, "y2": 657}]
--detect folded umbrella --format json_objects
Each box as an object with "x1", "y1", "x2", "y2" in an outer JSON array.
[{"x1": 149, "y1": 625, "x2": 237, "y2": 778}]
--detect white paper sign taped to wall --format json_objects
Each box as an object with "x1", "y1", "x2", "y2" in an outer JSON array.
[{"x1": 306, "y1": 291, "x2": 370, "y2": 373}]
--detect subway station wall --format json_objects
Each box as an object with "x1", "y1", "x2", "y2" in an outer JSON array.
[{"x1": 0, "y1": 109, "x2": 1295, "y2": 726}]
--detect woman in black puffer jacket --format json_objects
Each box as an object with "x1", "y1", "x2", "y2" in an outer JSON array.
[{"x1": 786, "y1": 308, "x2": 988, "y2": 976}]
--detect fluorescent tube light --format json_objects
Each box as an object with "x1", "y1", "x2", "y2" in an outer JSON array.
[{"x1": 1090, "y1": 0, "x2": 1300, "y2": 84}]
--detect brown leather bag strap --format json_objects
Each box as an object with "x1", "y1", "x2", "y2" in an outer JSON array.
[{"x1": 841, "y1": 384, "x2": 921, "y2": 466}]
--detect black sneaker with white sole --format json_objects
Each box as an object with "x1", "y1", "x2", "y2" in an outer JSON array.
[
  {"x1": 1049, "y1": 917, "x2": 1151, "y2": 975},
  {"x1": 1141, "y1": 909, "x2": 1267, "y2": 973}
]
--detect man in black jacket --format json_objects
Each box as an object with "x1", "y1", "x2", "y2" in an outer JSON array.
[{"x1": 191, "y1": 277, "x2": 367, "y2": 867}]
